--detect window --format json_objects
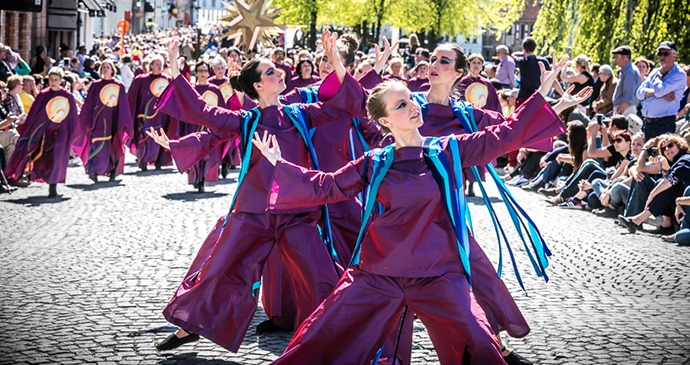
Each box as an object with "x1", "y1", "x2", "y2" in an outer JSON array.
[
  {"x1": 523, "y1": 24, "x2": 530, "y2": 39},
  {"x1": 212, "y1": 0, "x2": 216, "y2": 7},
  {"x1": 514, "y1": 24, "x2": 521, "y2": 39}
]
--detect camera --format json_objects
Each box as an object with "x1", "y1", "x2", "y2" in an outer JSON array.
[{"x1": 648, "y1": 147, "x2": 659, "y2": 157}]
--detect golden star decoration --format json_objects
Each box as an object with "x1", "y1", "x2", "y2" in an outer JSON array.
[{"x1": 220, "y1": 0, "x2": 281, "y2": 50}]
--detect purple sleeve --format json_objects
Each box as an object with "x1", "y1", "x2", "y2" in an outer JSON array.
[
  {"x1": 456, "y1": 92, "x2": 566, "y2": 167},
  {"x1": 169, "y1": 130, "x2": 234, "y2": 173},
  {"x1": 280, "y1": 87, "x2": 304, "y2": 104},
  {"x1": 306, "y1": 72, "x2": 368, "y2": 128},
  {"x1": 268, "y1": 155, "x2": 366, "y2": 210},
  {"x1": 357, "y1": 69, "x2": 384, "y2": 90},
  {"x1": 155, "y1": 75, "x2": 241, "y2": 134}
]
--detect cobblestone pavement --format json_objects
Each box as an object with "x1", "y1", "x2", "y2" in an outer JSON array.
[{"x1": 1, "y1": 155, "x2": 690, "y2": 365}]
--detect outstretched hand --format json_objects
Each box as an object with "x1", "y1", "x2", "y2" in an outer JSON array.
[
  {"x1": 167, "y1": 36, "x2": 180, "y2": 78},
  {"x1": 373, "y1": 36, "x2": 399, "y2": 74},
  {"x1": 538, "y1": 50, "x2": 567, "y2": 98},
  {"x1": 252, "y1": 130, "x2": 281, "y2": 166},
  {"x1": 145, "y1": 127, "x2": 171, "y2": 150}
]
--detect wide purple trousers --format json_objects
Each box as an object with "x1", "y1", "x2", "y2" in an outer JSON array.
[
  {"x1": 162, "y1": 211, "x2": 340, "y2": 352},
  {"x1": 272, "y1": 267, "x2": 506, "y2": 365}
]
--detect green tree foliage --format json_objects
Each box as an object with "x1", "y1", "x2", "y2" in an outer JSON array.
[{"x1": 533, "y1": 0, "x2": 690, "y2": 63}]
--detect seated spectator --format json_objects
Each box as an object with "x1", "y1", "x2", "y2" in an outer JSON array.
[
  {"x1": 546, "y1": 116, "x2": 630, "y2": 204},
  {"x1": 81, "y1": 58, "x2": 100, "y2": 80},
  {"x1": 561, "y1": 131, "x2": 635, "y2": 210},
  {"x1": 589, "y1": 133, "x2": 646, "y2": 217},
  {"x1": 668, "y1": 187, "x2": 690, "y2": 245},
  {"x1": 0, "y1": 81, "x2": 27, "y2": 187},
  {"x1": 591, "y1": 65, "x2": 618, "y2": 116},
  {"x1": 619, "y1": 134, "x2": 690, "y2": 235},
  {"x1": 525, "y1": 121, "x2": 587, "y2": 193},
  {"x1": 30, "y1": 45, "x2": 48, "y2": 76}
]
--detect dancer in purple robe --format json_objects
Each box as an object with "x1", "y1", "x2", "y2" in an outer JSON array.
[
  {"x1": 287, "y1": 59, "x2": 319, "y2": 90},
  {"x1": 209, "y1": 56, "x2": 241, "y2": 176},
  {"x1": 147, "y1": 31, "x2": 369, "y2": 353},
  {"x1": 406, "y1": 60, "x2": 430, "y2": 92},
  {"x1": 256, "y1": 54, "x2": 586, "y2": 365},
  {"x1": 4, "y1": 67, "x2": 82, "y2": 197},
  {"x1": 77, "y1": 60, "x2": 133, "y2": 183},
  {"x1": 173, "y1": 60, "x2": 226, "y2": 192},
  {"x1": 127, "y1": 54, "x2": 173, "y2": 171},
  {"x1": 455, "y1": 53, "x2": 501, "y2": 113}
]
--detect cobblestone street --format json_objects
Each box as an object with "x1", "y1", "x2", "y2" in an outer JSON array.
[{"x1": 1, "y1": 155, "x2": 690, "y2": 365}]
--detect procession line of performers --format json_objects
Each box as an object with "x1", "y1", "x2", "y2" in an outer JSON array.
[{"x1": 142, "y1": 30, "x2": 590, "y2": 365}]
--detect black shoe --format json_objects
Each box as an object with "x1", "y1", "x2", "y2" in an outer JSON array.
[
  {"x1": 618, "y1": 215, "x2": 641, "y2": 233},
  {"x1": 155, "y1": 163, "x2": 162, "y2": 170},
  {"x1": 138, "y1": 162, "x2": 148, "y2": 172},
  {"x1": 221, "y1": 164, "x2": 228, "y2": 179},
  {"x1": 156, "y1": 331, "x2": 199, "y2": 351},
  {"x1": 537, "y1": 187, "x2": 560, "y2": 197},
  {"x1": 593, "y1": 207, "x2": 618, "y2": 218},
  {"x1": 647, "y1": 225, "x2": 675, "y2": 235},
  {"x1": 466, "y1": 182, "x2": 475, "y2": 197},
  {"x1": 504, "y1": 350, "x2": 533, "y2": 365},
  {"x1": 256, "y1": 319, "x2": 286, "y2": 334},
  {"x1": 48, "y1": 184, "x2": 58, "y2": 198},
  {"x1": 0, "y1": 184, "x2": 17, "y2": 194},
  {"x1": 109, "y1": 168, "x2": 117, "y2": 181},
  {"x1": 197, "y1": 184, "x2": 205, "y2": 193},
  {"x1": 521, "y1": 181, "x2": 544, "y2": 191},
  {"x1": 89, "y1": 173, "x2": 98, "y2": 183}
]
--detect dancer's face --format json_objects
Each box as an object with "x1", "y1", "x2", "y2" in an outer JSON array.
[
  {"x1": 377, "y1": 83, "x2": 423, "y2": 134},
  {"x1": 254, "y1": 60, "x2": 286, "y2": 97},
  {"x1": 429, "y1": 46, "x2": 463, "y2": 87},
  {"x1": 416, "y1": 64, "x2": 428, "y2": 79}
]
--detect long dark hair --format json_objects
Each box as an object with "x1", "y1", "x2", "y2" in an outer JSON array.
[{"x1": 567, "y1": 121, "x2": 587, "y2": 169}]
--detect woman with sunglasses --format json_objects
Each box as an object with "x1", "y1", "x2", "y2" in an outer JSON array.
[
  {"x1": 557, "y1": 130, "x2": 634, "y2": 209},
  {"x1": 619, "y1": 134, "x2": 690, "y2": 235}
]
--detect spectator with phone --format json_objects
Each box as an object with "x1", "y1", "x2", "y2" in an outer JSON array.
[{"x1": 619, "y1": 134, "x2": 690, "y2": 235}]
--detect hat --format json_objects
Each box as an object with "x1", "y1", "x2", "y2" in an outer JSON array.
[
  {"x1": 611, "y1": 46, "x2": 632, "y2": 57},
  {"x1": 60, "y1": 43, "x2": 71, "y2": 51},
  {"x1": 656, "y1": 41, "x2": 676, "y2": 52}
]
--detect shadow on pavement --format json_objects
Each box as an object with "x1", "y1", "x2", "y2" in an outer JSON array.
[
  {"x1": 124, "y1": 169, "x2": 176, "y2": 176},
  {"x1": 127, "y1": 326, "x2": 178, "y2": 337},
  {"x1": 159, "y1": 352, "x2": 241, "y2": 365},
  {"x1": 67, "y1": 181, "x2": 124, "y2": 191},
  {"x1": 466, "y1": 195, "x2": 504, "y2": 204},
  {"x1": 2, "y1": 195, "x2": 71, "y2": 206},
  {"x1": 162, "y1": 192, "x2": 229, "y2": 201},
  {"x1": 209, "y1": 178, "x2": 238, "y2": 185}
]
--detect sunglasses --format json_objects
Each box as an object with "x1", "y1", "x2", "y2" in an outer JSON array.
[
  {"x1": 614, "y1": 138, "x2": 626, "y2": 143},
  {"x1": 662, "y1": 143, "x2": 676, "y2": 152},
  {"x1": 196, "y1": 69, "x2": 209, "y2": 73},
  {"x1": 657, "y1": 51, "x2": 672, "y2": 57}
]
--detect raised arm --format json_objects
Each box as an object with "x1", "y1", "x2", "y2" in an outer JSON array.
[
  {"x1": 155, "y1": 74, "x2": 242, "y2": 134},
  {"x1": 252, "y1": 131, "x2": 365, "y2": 210}
]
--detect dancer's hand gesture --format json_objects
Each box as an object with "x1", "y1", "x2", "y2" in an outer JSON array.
[
  {"x1": 553, "y1": 84, "x2": 593, "y2": 115},
  {"x1": 167, "y1": 37, "x2": 180, "y2": 78},
  {"x1": 145, "y1": 127, "x2": 171, "y2": 150},
  {"x1": 373, "y1": 36, "x2": 399, "y2": 75},
  {"x1": 321, "y1": 29, "x2": 348, "y2": 84},
  {"x1": 538, "y1": 50, "x2": 567, "y2": 98},
  {"x1": 252, "y1": 130, "x2": 281, "y2": 166}
]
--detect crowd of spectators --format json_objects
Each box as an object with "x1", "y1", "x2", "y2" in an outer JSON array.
[{"x1": 1, "y1": 26, "x2": 689, "y2": 246}]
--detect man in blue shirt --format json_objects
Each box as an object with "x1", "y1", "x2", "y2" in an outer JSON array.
[
  {"x1": 611, "y1": 45, "x2": 641, "y2": 117},
  {"x1": 636, "y1": 41, "x2": 687, "y2": 140},
  {"x1": 495, "y1": 45, "x2": 515, "y2": 89}
]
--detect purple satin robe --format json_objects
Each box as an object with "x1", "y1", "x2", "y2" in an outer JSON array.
[
  {"x1": 287, "y1": 75, "x2": 320, "y2": 90},
  {"x1": 5, "y1": 88, "x2": 82, "y2": 184},
  {"x1": 127, "y1": 73, "x2": 173, "y2": 166},
  {"x1": 152, "y1": 71, "x2": 368, "y2": 352},
  {"x1": 174, "y1": 83, "x2": 226, "y2": 184},
  {"x1": 406, "y1": 77, "x2": 430, "y2": 92},
  {"x1": 77, "y1": 79, "x2": 133, "y2": 177},
  {"x1": 267, "y1": 93, "x2": 566, "y2": 364},
  {"x1": 455, "y1": 75, "x2": 501, "y2": 113}
]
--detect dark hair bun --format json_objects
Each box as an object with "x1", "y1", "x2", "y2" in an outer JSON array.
[
  {"x1": 339, "y1": 34, "x2": 359, "y2": 52},
  {"x1": 228, "y1": 70, "x2": 244, "y2": 93}
]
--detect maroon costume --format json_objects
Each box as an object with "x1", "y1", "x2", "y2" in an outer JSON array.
[
  {"x1": 406, "y1": 77, "x2": 430, "y2": 92},
  {"x1": 210, "y1": 77, "x2": 242, "y2": 167},
  {"x1": 174, "y1": 83, "x2": 226, "y2": 185},
  {"x1": 287, "y1": 74, "x2": 320, "y2": 90},
  {"x1": 455, "y1": 75, "x2": 502, "y2": 113},
  {"x1": 268, "y1": 93, "x2": 565, "y2": 364},
  {"x1": 77, "y1": 79, "x2": 133, "y2": 178},
  {"x1": 127, "y1": 72, "x2": 173, "y2": 167},
  {"x1": 153, "y1": 71, "x2": 367, "y2": 352},
  {"x1": 5, "y1": 88, "x2": 82, "y2": 184}
]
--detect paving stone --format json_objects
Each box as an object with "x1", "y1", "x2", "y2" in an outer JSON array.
[{"x1": 1, "y1": 155, "x2": 690, "y2": 363}]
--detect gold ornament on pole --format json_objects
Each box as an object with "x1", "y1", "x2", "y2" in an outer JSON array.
[{"x1": 220, "y1": 0, "x2": 281, "y2": 51}]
